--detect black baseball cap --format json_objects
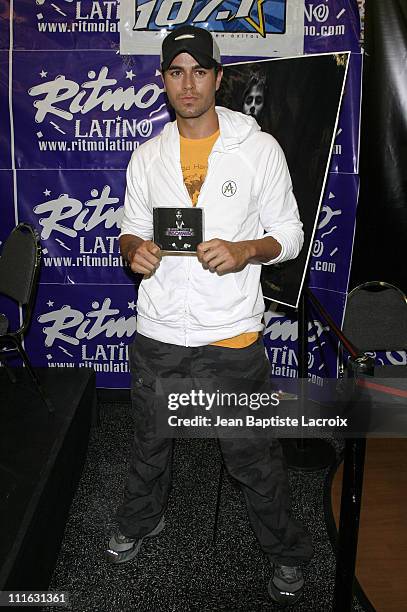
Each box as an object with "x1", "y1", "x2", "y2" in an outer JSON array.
[{"x1": 160, "y1": 25, "x2": 221, "y2": 72}]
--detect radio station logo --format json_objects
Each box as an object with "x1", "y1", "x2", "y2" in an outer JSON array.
[
  {"x1": 263, "y1": 308, "x2": 331, "y2": 384},
  {"x1": 310, "y1": 192, "x2": 342, "y2": 277},
  {"x1": 132, "y1": 0, "x2": 286, "y2": 38},
  {"x1": 35, "y1": 0, "x2": 120, "y2": 37},
  {"x1": 304, "y1": 1, "x2": 347, "y2": 38},
  {"x1": 30, "y1": 182, "x2": 125, "y2": 274},
  {"x1": 27, "y1": 64, "x2": 166, "y2": 155},
  {"x1": 37, "y1": 296, "x2": 137, "y2": 373},
  {"x1": 365, "y1": 351, "x2": 407, "y2": 367}
]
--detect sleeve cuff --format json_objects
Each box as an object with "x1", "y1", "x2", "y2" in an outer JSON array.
[{"x1": 261, "y1": 234, "x2": 287, "y2": 265}]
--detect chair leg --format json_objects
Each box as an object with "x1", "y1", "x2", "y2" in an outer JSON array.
[
  {"x1": 212, "y1": 461, "x2": 224, "y2": 546},
  {"x1": 13, "y1": 339, "x2": 55, "y2": 414}
]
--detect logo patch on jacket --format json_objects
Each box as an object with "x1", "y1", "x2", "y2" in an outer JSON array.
[{"x1": 222, "y1": 180, "x2": 237, "y2": 197}]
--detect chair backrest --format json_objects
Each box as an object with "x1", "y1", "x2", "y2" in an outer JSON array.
[
  {"x1": 0, "y1": 224, "x2": 41, "y2": 306},
  {"x1": 343, "y1": 281, "x2": 407, "y2": 352}
]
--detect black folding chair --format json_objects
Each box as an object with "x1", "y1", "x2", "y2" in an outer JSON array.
[
  {"x1": 0, "y1": 223, "x2": 53, "y2": 412},
  {"x1": 341, "y1": 280, "x2": 407, "y2": 376}
]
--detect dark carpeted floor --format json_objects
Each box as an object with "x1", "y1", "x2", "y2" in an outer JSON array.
[{"x1": 47, "y1": 403, "x2": 368, "y2": 612}]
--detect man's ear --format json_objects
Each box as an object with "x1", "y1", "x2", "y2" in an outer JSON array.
[{"x1": 215, "y1": 67, "x2": 223, "y2": 92}]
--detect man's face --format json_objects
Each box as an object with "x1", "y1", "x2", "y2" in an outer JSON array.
[{"x1": 162, "y1": 52, "x2": 222, "y2": 120}]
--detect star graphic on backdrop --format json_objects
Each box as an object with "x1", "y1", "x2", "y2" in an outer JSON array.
[
  {"x1": 119, "y1": 342, "x2": 125, "y2": 347},
  {"x1": 116, "y1": 116, "x2": 122, "y2": 121},
  {"x1": 128, "y1": 301, "x2": 136, "y2": 311},
  {"x1": 47, "y1": 300, "x2": 54, "y2": 307},
  {"x1": 43, "y1": 188, "x2": 51, "y2": 196},
  {"x1": 125, "y1": 70, "x2": 136, "y2": 81},
  {"x1": 39, "y1": 70, "x2": 48, "y2": 78},
  {"x1": 46, "y1": 354, "x2": 53, "y2": 360}
]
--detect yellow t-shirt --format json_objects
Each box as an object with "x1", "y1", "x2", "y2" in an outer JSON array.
[
  {"x1": 180, "y1": 130, "x2": 259, "y2": 349},
  {"x1": 180, "y1": 131, "x2": 219, "y2": 206}
]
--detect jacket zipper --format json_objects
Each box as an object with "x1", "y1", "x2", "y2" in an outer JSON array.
[
  {"x1": 183, "y1": 256, "x2": 191, "y2": 346},
  {"x1": 174, "y1": 151, "x2": 193, "y2": 345},
  {"x1": 179, "y1": 146, "x2": 218, "y2": 345},
  {"x1": 196, "y1": 147, "x2": 217, "y2": 206}
]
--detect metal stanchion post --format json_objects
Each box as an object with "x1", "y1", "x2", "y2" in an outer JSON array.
[
  {"x1": 280, "y1": 291, "x2": 336, "y2": 470},
  {"x1": 333, "y1": 354, "x2": 373, "y2": 611}
]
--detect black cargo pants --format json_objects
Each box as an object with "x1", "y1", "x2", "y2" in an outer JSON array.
[{"x1": 116, "y1": 333, "x2": 313, "y2": 566}]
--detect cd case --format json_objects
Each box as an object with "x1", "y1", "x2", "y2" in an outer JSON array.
[{"x1": 153, "y1": 207, "x2": 203, "y2": 254}]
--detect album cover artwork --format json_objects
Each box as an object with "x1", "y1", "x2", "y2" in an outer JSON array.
[
  {"x1": 217, "y1": 53, "x2": 349, "y2": 307},
  {"x1": 153, "y1": 207, "x2": 203, "y2": 254}
]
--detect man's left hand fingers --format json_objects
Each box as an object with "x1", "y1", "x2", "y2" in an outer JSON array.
[
  {"x1": 198, "y1": 239, "x2": 220, "y2": 252},
  {"x1": 207, "y1": 254, "x2": 229, "y2": 272},
  {"x1": 201, "y1": 248, "x2": 223, "y2": 265}
]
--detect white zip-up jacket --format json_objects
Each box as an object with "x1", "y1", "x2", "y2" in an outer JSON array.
[{"x1": 120, "y1": 106, "x2": 303, "y2": 347}]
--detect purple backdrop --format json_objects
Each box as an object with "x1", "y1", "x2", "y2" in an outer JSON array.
[{"x1": 1, "y1": 1, "x2": 362, "y2": 386}]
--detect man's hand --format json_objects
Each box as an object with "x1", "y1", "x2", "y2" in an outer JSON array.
[
  {"x1": 130, "y1": 240, "x2": 162, "y2": 275},
  {"x1": 120, "y1": 235, "x2": 161, "y2": 276},
  {"x1": 196, "y1": 239, "x2": 252, "y2": 274},
  {"x1": 196, "y1": 236, "x2": 283, "y2": 274}
]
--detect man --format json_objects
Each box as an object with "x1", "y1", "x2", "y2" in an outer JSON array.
[{"x1": 106, "y1": 25, "x2": 313, "y2": 607}]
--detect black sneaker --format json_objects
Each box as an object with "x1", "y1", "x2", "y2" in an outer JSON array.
[
  {"x1": 268, "y1": 563, "x2": 304, "y2": 607},
  {"x1": 105, "y1": 516, "x2": 165, "y2": 565}
]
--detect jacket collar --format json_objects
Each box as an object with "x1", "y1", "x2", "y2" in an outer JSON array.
[{"x1": 160, "y1": 105, "x2": 261, "y2": 160}]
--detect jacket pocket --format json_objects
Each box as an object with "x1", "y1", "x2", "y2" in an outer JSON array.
[
  {"x1": 130, "y1": 368, "x2": 157, "y2": 432},
  {"x1": 133, "y1": 369, "x2": 156, "y2": 392},
  {"x1": 137, "y1": 262, "x2": 183, "y2": 322}
]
